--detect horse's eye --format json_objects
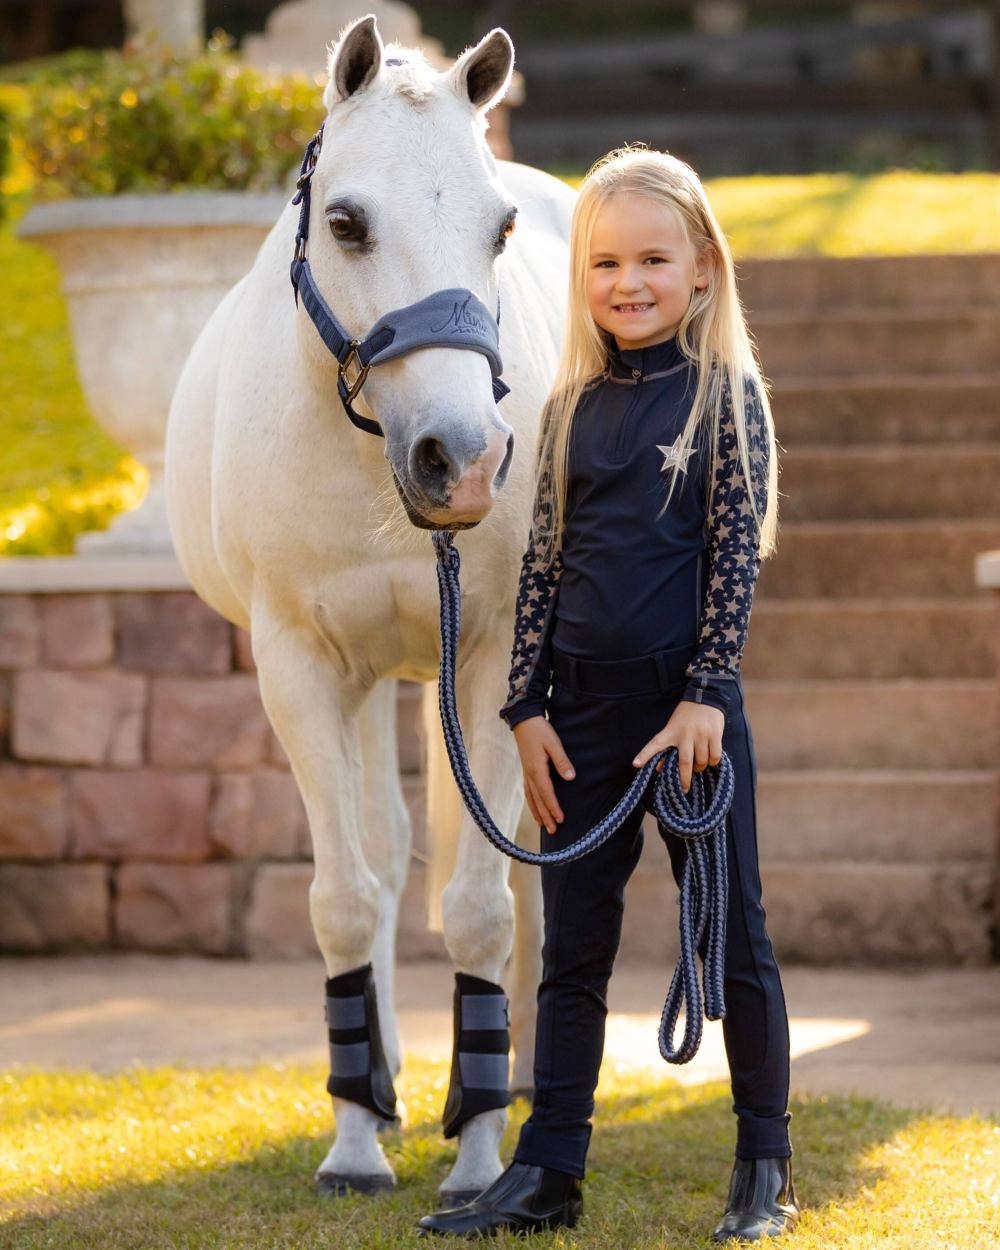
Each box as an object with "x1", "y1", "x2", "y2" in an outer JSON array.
[
  {"x1": 328, "y1": 211, "x2": 368, "y2": 245},
  {"x1": 496, "y1": 213, "x2": 517, "y2": 252}
]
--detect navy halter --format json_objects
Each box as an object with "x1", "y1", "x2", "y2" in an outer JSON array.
[{"x1": 289, "y1": 124, "x2": 510, "y2": 439}]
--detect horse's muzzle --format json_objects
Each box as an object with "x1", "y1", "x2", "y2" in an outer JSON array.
[{"x1": 390, "y1": 467, "x2": 482, "y2": 531}]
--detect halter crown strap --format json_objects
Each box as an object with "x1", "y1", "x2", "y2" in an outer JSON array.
[{"x1": 289, "y1": 123, "x2": 510, "y2": 439}]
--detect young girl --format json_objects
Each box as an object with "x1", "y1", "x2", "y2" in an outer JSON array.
[{"x1": 418, "y1": 146, "x2": 799, "y2": 1243}]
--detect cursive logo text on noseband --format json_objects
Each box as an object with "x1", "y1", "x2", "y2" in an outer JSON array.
[{"x1": 430, "y1": 295, "x2": 489, "y2": 338}]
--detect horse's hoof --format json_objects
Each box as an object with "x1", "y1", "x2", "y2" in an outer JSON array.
[
  {"x1": 510, "y1": 1086, "x2": 533, "y2": 1102},
  {"x1": 438, "y1": 1188, "x2": 485, "y2": 1209},
  {"x1": 315, "y1": 1171, "x2": 396, "y2": 1198}
]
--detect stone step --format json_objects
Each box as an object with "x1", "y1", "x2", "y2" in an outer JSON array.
[
  {"x1": 740, "y1": 254, "x2": 1000, "y2": 314},
  {"x1": 754, "y1": 769, "x2": 997, "y2": 862},
  {"x1": 261, "y1": 822, "x2": 995, "y2": 968},
  {"x1": 744, "y1": 599, "x2": 996, "y2": 680},
  {"x1": 754, "y1": 310, "x2": 1000, "y2": 378},
  {"x1": 620, "y1": 853, "x2": 993, "y2": 966},
  {"x1": 400, "y1": 767, "x2": 995, "y2": 966},
  {"x1": 401, "y1": 766, "x2": 995, "y2": 868},
  {"x1": 771, "y1": 375, "x2": 1000, "y2": 446},
  {"x1": 760, "y1": 861, "x2": 995, "y2": 965},
  {"x1": 742, "y1": 679, "x2": 997, "y2": 770},
  {"x1": 780, "y1": 445, "x2": 1000, "y2": 521},
  {"x1": 757, "y1": 520, "x2": 1000, "y2": 598},
  {"x1": 402, "y1": 738, "x2": 997, "y2": 854}
]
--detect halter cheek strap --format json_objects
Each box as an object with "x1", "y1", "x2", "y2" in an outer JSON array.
[{"x1": 289, "y1": 124, "x2": 510, "y2": 440}]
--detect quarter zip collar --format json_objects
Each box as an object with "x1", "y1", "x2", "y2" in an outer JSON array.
[{"x1": 605, "y1": 331, "x2": 687, "y2": 381}]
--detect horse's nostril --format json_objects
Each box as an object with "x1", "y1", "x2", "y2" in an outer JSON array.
[{"x1": 413, "y1": 435, "x2": 454, "y2": 489}]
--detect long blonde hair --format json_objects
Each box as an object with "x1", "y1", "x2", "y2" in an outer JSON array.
[{"x1": 533, "y1": 144, "x2": 779, "y2": 565}]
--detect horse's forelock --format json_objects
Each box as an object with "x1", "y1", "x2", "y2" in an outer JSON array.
[{"x1": 381, "y1": 42, "x2": 435, "y2": 105}]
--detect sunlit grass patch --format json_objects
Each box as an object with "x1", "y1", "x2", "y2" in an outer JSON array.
[
  {"x1": 2, "y1": 1064, "x2": 328, "y2": 1208},
  {"x1": 1, "y1": 1056, "x2": 997, "y2": 1249},
  {"x1": 0, "y1": 194, "x2": 146, "y2": 557},
  {"x1": 707, "y1": 171, "x2": 1000, "y2": 258},
  {"x1": 558, "y1": 170, "x2": 1000, "y2": 258}
]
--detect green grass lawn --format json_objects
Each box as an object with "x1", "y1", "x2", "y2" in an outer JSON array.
[
  {"x1": 0, "y1": 194, "x2": 145, "y2": 557},
  {"x1": 3, "y1": 165, "x2": 999, "y2": 556},
  {"x1": 1, "y1": 1057, "x2": 997, "y2": 1249}
]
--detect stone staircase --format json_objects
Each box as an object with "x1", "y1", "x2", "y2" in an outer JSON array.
[
  {"x1": 398, "y1": 255, "x2": 1000, "y2": 968},
  {"x1": 722, "y1": 255, "x2": 999, "y2": 966}
]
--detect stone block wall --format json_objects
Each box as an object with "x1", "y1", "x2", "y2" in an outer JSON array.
[
  {"x1": 0, "y1": 588, "x2": 442, "y2": 960},
  {"x1": 4, "y1": 559, "x2": 997, "y2": 966}
]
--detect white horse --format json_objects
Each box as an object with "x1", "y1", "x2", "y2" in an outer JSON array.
[{"x1": 165, "y1": 14, "x2": 574, "y2": 1201}]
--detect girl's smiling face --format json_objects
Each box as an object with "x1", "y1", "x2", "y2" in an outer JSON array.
[{"x1": 586, "y1": 192, "x2": 713, "y2": 350}]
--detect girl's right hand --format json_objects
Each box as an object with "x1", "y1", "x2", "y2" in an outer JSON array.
[{"x1": 512, "y1": 717, "x2": 575, "y2": 835}]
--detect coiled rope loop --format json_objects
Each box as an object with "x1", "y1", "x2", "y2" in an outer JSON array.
[{"x1": 431, "y1": 530, "x2": 735, "y2": 1063}]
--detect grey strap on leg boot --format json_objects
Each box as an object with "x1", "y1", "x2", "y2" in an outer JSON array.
[{"x1": 442, "y1": 972, "x2": 511, "y2": 1139}]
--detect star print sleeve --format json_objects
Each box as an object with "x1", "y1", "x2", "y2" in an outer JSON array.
[
  {"x1": 498, "y1": 457, "x2": 563, "y2": 730},
  {"x1": 683, "y1": 375, "x2": 770, "y2": 717}
]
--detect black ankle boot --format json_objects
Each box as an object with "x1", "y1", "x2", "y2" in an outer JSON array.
[
  {"x1": 416, "y1": 1160, "x2": 583, "y2": 1238},
  {"x1": 711, "y1": 1155, "x2": 800, "y2": 1243}
]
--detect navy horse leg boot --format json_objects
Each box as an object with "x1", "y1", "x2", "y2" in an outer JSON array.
[
  {"x1": 416, "y1": 1161, "x2": 583, "y2": 1238},
  {"x1": 316, "y1": 963, "x2": 399, "y2": 1198},
  {"x1": 711, "y1": 1155, "x2": 800, "y2": 1243}
]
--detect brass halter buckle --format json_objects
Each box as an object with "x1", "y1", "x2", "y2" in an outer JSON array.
[{"x1": 339, "y1": 340, "x2": 371, "y2": 404}]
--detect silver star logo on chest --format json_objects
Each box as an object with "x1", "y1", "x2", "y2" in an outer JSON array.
[{"x1": 657, "y1": 435, "x2": 696, "y2": 474}]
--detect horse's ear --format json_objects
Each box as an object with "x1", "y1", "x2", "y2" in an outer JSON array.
[
  {"x1": 324, "y1": 14, "x2": 383, "y2": 109},
  {"x1": 447, "y1": 28, "x2": 514, "y2": 112}
]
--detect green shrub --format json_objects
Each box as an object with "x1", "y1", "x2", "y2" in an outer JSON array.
[
  {"x1": 0, "y1": 46, "x2": 106, "y2": 87},
  {"x1": 18, "y1": 32, "x2": 324, "y2": 199}
]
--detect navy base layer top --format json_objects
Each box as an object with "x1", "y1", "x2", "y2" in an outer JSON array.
[{"x1": 498, "y1": 332, "x2": 770, "y2": 729}]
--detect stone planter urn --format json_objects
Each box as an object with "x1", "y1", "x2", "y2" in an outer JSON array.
[{"x1": 18, "y1": 192, "x2": 286, "y2": 557}]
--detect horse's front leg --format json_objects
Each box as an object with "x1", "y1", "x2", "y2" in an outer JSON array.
[
  {"x1": 356, "y1": 676, "x2": 413, "y2": 1089},
  {"x1": 437, "y1": 639, "x2": 530, "y2": 1203},
  {"x1": 252, "y1": 613, "x2": 396, "y2": 1197}
]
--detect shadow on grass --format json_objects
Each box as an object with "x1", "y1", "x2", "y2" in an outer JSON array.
[{"x1": 0, "y1": 1082, "x2": 923, "y2": 1250}]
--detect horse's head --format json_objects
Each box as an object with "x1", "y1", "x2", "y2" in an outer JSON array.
[{"x1": 297, "y1": 14, "x2": 520, "y2": 530}]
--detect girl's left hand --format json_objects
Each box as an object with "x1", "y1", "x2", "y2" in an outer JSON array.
[{"x1": 632, "y1": 700, "x2": 725, "y2": 792}]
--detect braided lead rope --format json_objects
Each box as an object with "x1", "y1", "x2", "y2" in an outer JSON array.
[{"x1": 431, "y1": 530, "x2": 734, "y2": 1063}]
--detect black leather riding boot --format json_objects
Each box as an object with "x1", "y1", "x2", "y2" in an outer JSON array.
[
  {"x1": 711, "y1": 1155, "x2": 800, "y2": 1243},
  {"x1": 416, "y1": 1161, "x2": 583, "y2": 1238}
]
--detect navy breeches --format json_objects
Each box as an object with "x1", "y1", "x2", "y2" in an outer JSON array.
[{"x1": 513, "y1": 643, "x2": 793, "y2": 1179}]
